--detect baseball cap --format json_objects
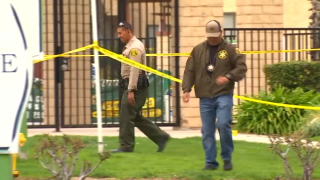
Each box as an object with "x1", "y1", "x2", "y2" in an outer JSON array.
[
  {"x1": 118, "y1": 21, "x2": 133, "y2": 31},
  {"x1": 206, "y1": 20, "x2": 222, "y2": 37}
]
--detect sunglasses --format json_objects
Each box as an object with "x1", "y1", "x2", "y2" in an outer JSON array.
[{"x1": 119, "y1": 22, "x2": 131, "y2": 30}]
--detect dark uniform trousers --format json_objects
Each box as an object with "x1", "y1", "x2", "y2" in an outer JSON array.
[{"x1": 119, "y1": 82, "x2": 168, "y2": 150}]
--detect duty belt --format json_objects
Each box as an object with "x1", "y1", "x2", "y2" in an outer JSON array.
[{"x1": 119, "y1": 73, "x2": 149, "y2": 91}]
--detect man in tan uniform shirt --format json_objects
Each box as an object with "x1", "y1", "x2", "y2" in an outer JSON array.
[{"x1": 110, "y1": 21, "x2": 170, "y2": 153}]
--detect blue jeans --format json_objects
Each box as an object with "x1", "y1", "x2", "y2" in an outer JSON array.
[{"x1": 199, "y1": 94, "x2": 234, "y2": 167}]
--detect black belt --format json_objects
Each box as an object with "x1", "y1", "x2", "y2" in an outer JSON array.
[{"x1": 119, "y1": 73, "x2": 149, "y2": 90}]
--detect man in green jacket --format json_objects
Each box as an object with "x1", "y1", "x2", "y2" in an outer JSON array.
[{"x1": 182, "y1": 20, "x2": 247, "y2": 171}]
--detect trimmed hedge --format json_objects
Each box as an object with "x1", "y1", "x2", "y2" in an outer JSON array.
[{"x1": 264, "y1": 61, "x2": 320, "y2": 92}]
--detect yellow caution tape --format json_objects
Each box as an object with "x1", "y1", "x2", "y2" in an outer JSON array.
[
  {"x1": 40, "y1": 47, "x2": 320, "y2": 61},
  {"x1": 32, "y1": 43, "x2": 320, "y2": 110},
  {"x1": 42, "y1": 53, "x2": 191, "y2": 58},
  {"x1": 144, "y1": 48, "x2": 320, "y2": 56},
  {"x1": 95, "y1": 46, "x2": 320, "y2": 111},
  {"x1": 234, "y1": 96, "x2": 320, "y2": 110},
  {"x1": 43, "y1": 54, "x2": 97, "y2": 57},
  {"x1": 33, "y1": 44, "x2": 96, "y2": 64},
  {"x1": 146, "y1": 48, "x2": 320, "y2": 56},
  {"x1": 94, "y1": 46, "x2": 182, "y2": 83},
  {"x1": 146, "y1": 53, "x2": 190, "y2": 56},
  {"x1": 241, "y1": 48, "x2": 320, "y2": 54}
]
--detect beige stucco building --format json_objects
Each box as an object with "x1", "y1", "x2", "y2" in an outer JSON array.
[
  {"x1": 36, "y1": 0, "x2": 313, "y2": 128},
  {"x1": 172, "y1": 0, "x2": 313, "y2": 128}
]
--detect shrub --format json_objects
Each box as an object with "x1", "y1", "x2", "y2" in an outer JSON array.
[
  {"x1": 34, "y1": 134, "x2": 110, "y2": 180},
  {"x1": 264, "y1": 61, "x2": 320, "y2": 92},
  {"x1": 235, "y1": 86, "x2": 320, "y2": 135},
  {"x1": 268, "y1": 134, "x2": 320, "y2": 180},
  {"x1": 298, "y1": 111, "x2": 320, "y2": 138},
  {"x1": 305, "y1": 119, "x2": 320, "y2": 137}
]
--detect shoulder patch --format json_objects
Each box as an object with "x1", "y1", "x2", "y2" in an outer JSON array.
[
  {"x1": 130, "y1": 49, "x2": 139, "y2": 57},
  {"x1": 236, "y1": 48, "x2": 241, "y2": 54}
]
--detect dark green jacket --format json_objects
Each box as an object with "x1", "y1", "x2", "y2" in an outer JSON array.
[{"x1": 182, "y1": 39, "x2": 247, "y2": 98}]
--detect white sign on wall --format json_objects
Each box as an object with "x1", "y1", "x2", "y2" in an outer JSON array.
[
  {"x1": 11, "y1": 0, "x2": 43, "y2": 60},
  {"x1": 0, "y1": 0, "x2": 35, "y2": 154}
]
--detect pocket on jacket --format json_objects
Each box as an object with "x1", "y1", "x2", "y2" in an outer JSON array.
[
  {"x1": 195, "y1": 67, "x2": 204, "y2": 81},
  {"x1": 194, "y1": 67, "x2": 207, "y2": 88}
]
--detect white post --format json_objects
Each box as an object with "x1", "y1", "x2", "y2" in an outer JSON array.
[{"x1": 90, "y1": 0, "x2": 104, "y2": 153}]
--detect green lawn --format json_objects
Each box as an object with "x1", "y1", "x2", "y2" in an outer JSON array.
[
  {"x1": 16, "y1": 135, "x2": 320, "y2": 180},
  {"x1": 312, "y1": 136, "x2": 320, "y2": 141}
]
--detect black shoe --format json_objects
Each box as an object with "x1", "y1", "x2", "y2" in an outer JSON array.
[
  {"x1": 223, "y1": 160, "x2": 233, "y2": 171},
  {"x1": 110, "y1": 148, "x2": 133, "y2": 153},
  {"x1": 202, "y1": 165, "x2": 218, "y2": 170},
  {"x1": 157, "y1": 135, "x2": 170, "y2": 152}
]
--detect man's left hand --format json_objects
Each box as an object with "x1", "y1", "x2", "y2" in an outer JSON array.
[
  {"x1": 216, "y1": 76, "x2": 229, "y2": 85},
  {"x1": 128, "y1": 91, "x2": 135, "y2": 106}
]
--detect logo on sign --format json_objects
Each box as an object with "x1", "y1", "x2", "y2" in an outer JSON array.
[{"x1": 1, "y1": 54, "x2": 18, "y2": 73}]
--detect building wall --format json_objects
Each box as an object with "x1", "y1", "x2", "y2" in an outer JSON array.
[
  {"x1": 223, "y1": 0, "x2": 312, "y2": 29},
  {"x1": 40, "y1": 0, "x2": 170, "y2": 126},
  {"x1": 42, "y1": 0, "x2": 92, "y2": 126},
  {"x1": 41, "y1": 1, "x2": 54, "y2": 125},
  {"x1": 236, "y1": 0, "x2": 283, "y2": 95},
  {"x1": 174, "y1": 0, "x2": 312, "y2": 128},
  {"x1": 283, "y1": 0, "x2": 313, "y2": 62},
  {"x1": 224, "y1": 0, "x2": 312, "y2": 28},
  {"x1": 224, "y1": 0, "x2": 236, "y2": 12},
  {"x1": 40, "y1": 0, "x2": 314, "y2": 128},
  {"x1": 128, "y1": 2, "x2": 165, "y2": 38},
  {"x1": 283, "y1": 0, "x2": 311, "y2": 28},
  {"x1": 99, "y1": 0, "x2": 165, "y2": 38}
]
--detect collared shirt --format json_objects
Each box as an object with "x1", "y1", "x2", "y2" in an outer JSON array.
[{"x1": 121, "y1": 36, "x2": 146, "y2": 90}]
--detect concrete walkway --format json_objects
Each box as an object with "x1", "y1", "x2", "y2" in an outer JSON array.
[{"x1": 28, "y1": 127, "x2": 272, "y2": 144}]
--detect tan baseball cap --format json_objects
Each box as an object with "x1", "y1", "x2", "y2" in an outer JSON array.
[{"x1": 206, "y1": 20, "x2": 222, "y2": 37}]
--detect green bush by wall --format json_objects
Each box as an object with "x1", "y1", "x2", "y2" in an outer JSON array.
[
  {"x1": 264, "y1": 61, "x2": 320, "y2": 92},
  {"x1": 235, "y1": 86, "x2": 320, "y2": 135}
]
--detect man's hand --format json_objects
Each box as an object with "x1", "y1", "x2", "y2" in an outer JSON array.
[
  {"x1": 216, "y1": 76, "x2": 229, "y2": 85},
  {"x1": 128, "y1": 91, "x2": 135, "y2": 106},
  {"x1": 182, "y1": 92, "x2": 190, "y2": 103}
]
